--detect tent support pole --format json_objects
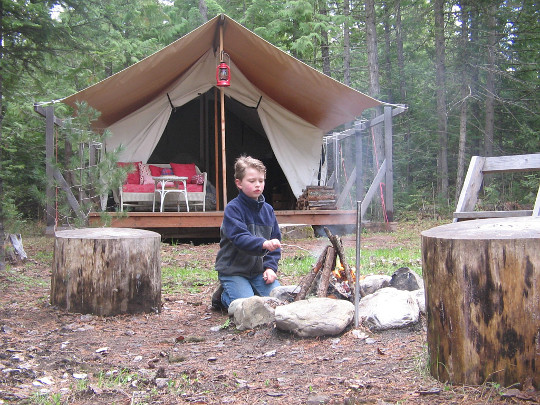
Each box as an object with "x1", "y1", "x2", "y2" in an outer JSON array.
[
  {"x1": 220, "y1": 88, "x2": 227, "y2": 207},
  {"x1": 219, "y1": 22, "x2": 228, "y2": 207},
  {"x1": 214, "y1": 87, "x2": 220, "y2": 210}
]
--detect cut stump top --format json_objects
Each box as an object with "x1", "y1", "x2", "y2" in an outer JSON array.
[
  {"x1": 421, "y1": 217, "x2": 540, "y2": 240},
  {"x1": 54, "y1": 228, "x2": 161, "y2": 240}
]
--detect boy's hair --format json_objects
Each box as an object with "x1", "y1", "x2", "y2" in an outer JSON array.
[{"x1": 234, "y1": 156, "x2": 266, "y2": 180}]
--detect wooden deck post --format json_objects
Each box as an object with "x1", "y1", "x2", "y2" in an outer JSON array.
[
  {"x1": 384, "y1": 106, "x2": 394, "y2": 221},
  {"x1": 45, "y1": 105, "x2": 55, "y2": 233}
]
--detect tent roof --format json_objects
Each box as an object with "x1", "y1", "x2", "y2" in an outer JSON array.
[{"x1": 62, "y1": 14, "x2": 381, "y2": 132}]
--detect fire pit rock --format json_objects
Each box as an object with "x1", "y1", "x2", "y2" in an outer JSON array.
[
  {"x1": 360, "y1": 274, "x2": 391, "y2": 294},
  {"x1": 228, "y1": 296, "x2": 283, "y2": 330},
  {"x1": 357, "y1": 287, "x2": 421, "y2": 331},
  {"x1": 274, "y1": 297, "x2": 355, "y2": 337}
]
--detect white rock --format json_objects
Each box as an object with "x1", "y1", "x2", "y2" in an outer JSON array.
[
  {"x1": 357, "y1": 287, "x2": 420, "y2": 331},
  {"x1": 275, "y1": 297, "x2": 354, "y2": 337},
  {"x1": 229, "y1": 296, "x2": 280, "y2": 330}
]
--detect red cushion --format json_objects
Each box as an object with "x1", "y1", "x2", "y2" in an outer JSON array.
[
  {"x1": 149, "y1": 165, "x2": 163, "y2": 176},
  {"x1": 122, "y1": 183, "x2": 155, "y2": 192},
  {"x1": 170, "y1": 163, "x2": 197, "y2": 179},
  {"x1": 117, "y1": 162, "x2": 141, "y2": 184}
]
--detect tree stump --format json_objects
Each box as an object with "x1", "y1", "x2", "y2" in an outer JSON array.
[
  {"x1": 421, "y1": 217, "x2": 540, "y2": 389},
  {"x1": 51, "y1": 228, "x2": 161, "y2": 316}
]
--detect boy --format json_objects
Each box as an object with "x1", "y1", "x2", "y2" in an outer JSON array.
[{"x1": 212, "y1": 156, "x2": 281, "y2": 310}]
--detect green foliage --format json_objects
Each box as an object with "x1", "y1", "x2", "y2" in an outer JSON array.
[
  {"x1": 54, "y1": 102, "x2": 126, "y2": 227},
  {"x1": 1, "y1": 0, "x2": 538, "y2": 225}
]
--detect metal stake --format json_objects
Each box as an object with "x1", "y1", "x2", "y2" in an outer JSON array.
[{"x1": 354, "y1": 200, "x2": 362, "y2": 327}]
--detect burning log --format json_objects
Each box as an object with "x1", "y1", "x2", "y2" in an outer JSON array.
[
  {"x1": 323, "y1": 227, "x2": 366, "y2": 298},
  {"x1": 316, "y1": 247, "x2": 336, "y2": 297},
  {"x1": 295, "y1": 246, "x2": 329, "y2": 301}
]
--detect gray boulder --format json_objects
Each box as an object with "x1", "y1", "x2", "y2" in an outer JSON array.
[
  {"x1": 274, "y1": 297, "x2": 354, "y2": 337},
  {"x1": 270, "y1": 285, "x2": 300, "y2": 302},
  {"x1": 389, "y1": 267, "x2": 424, "y2": 291}
]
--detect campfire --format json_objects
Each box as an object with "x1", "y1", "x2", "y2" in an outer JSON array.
[{"x1": 294, "y1": 228, "x2": 365, "y2": 302}]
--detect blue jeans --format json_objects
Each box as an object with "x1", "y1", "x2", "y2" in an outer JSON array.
[{"x1": 218, "y1": 274, "x2": 280, "y2": 308}]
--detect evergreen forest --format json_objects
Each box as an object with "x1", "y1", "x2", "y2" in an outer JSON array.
[{"x1": 1, "y1": 0, "x2": 538, "y2": 231}]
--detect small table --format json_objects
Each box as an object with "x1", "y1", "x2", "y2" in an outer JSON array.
[{"x1": 152, "y1": 176, "x2": 189, "y2": 212}]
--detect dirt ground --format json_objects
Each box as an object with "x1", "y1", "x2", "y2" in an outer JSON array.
[{"x1": 1, "y1": 224, "x2": 538, "y2": 404}]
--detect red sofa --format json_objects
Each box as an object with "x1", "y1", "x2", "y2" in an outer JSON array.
[{"x1": 114, "y1": 162, "x2": 207, "y2": 211}]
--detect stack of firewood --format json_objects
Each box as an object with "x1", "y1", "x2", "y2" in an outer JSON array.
[
  {"x1": 294, "y1": 228, "x2": 365, "y2": 301},
  {"x1": 296, "y1": 186, "x2": 337, "y2": 210}
]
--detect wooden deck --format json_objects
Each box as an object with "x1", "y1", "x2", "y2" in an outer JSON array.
[{"x1": 88, "y1": 210, "x2": 359, "y2": 239}]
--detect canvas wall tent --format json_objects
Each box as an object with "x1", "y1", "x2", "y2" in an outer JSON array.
[{"x1": 62, "y1": 14, "x2": 381, "y2": 205}]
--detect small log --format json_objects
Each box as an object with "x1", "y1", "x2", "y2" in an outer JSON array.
[
  {"x1": 316, "y1": 247, "x2": 336, "y2": 297},
  {"x1": 51, "y1": 228, "x2": 162, "y2": 316},
  {"x1": 422, "y1": 217, "x2": 540, "y2": 389},
  {"x1": 295, "y1": 246, "x2": 329, "y2": 301},
  {"x1": 324, "y1": 227, "x2": 365, "y2": 298}
]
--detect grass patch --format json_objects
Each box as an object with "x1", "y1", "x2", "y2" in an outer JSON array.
[
  {"x1": 347, "y1": 246, "x2": 422, "y2": 276},
  {"x1": 162, "y1": 264, "x2": 217, "y2": 294},
  {"x1": 280, "y1": 244, "x2": 422, "y2": 279}
]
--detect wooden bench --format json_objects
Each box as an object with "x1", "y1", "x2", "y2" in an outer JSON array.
[{"x1": 454, "y1": 154, "x2": 540, "y2": 222}]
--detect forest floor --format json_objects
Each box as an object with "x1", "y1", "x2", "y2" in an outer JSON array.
[{"x1": 0, "y1": 220, "x2": 538, "y2": 405}]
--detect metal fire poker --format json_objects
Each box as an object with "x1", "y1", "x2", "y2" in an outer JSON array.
[{"x1": 354, "y1": 200, "x2": 362, "y2": 327}]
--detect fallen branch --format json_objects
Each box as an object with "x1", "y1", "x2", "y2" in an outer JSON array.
[{"x1": 295, "y1": 246, "x2": 329, "y2": 301}]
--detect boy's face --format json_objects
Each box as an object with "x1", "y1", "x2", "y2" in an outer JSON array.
[{"x1": 236, "y1": 167, "x2": 265, "y2": 200}]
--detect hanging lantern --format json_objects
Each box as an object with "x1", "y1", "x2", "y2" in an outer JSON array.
[{"x1": 216, "y1": 52, "x2": 230, "y2": 87}]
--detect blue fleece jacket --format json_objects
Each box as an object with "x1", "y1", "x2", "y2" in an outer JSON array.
[{"x1": 215, "y1": 191, "x2": 281, "y2": 277}]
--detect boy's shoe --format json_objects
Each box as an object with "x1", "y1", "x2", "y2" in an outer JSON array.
[{"x1": 211, "y1": 284, "x2": 225, "y2": 310}]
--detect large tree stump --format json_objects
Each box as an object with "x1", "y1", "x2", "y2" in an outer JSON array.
[
  {"x1": 421, "y1": 217, "x2": 540, "y2": 389},
  {"x1": 51, "y1": 228, "x2": 161, "y2": 316}
]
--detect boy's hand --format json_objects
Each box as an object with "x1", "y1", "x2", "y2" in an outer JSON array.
[
  {"x1": 262, "y1": 239, "x2": 281, "y2": 251},
  {"x1": 263, "y1": 269, "x2": 277, "y2": 284}
]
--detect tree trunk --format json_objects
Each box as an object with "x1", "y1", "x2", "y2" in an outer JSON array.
[
  {"x1": 199, "y1": 0, "x2": 208, "y2": 23},
  {"x1": 434, "y1": 0, "x2": 448, "y2": 200},
  {"x1": 343, "y1": 0, "x2": 351, "y2": 86},
  {"x1": 484, "y1": 1, "x2": 497, "y2": 157},
  {"x1": 319, "y1": 0, "x2": 331, "y2": 76},
  {"x1": 455, "y1": 0, "x2": 470, "y2": 202},
  {"x1": 365, "y1": 0, "x2": 384, "y2": 214},
  {"x1": 51, "y1": 228, "x2": 162, "y2": 316},
  {"x1": 382, "y1": 1, "x2": 393, "y2": 103},
  {"x1": 395, "y1": 0, "x2": 411, "y2": 184},
  {"x1": 422, "y1": 218, "x2": 540, "y2": 389}
]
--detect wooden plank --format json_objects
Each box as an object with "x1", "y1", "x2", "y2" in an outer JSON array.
[
  {"x1": 34, "y1": 104, "x2": 64, "y2": 126},
  {"x1": 453, "y1": 210, "x2": 533, "y2": 219},
  {"x1": 482, "y1": 154, "x2": 540, "y2": 173},
  {"x1": 361, "y1": 159, "x2": 387, "y2": 218},
  {"x1": 336, "y1": 167, "x2": 356, "y2": 208},
  {"x1": 88, "y1": 210, "x2": 360, "y2": 228},
  {"x1": 455, "y1": 156, "x2": 485, "y2": 216},
  {"x1": 357, "y1": 105, "x2": 407, "y2": 131},
  {"x1": 532, "y1": 185, "x2": 540, "y2": 217},
  {"x1": 54, "y1": 168, "x2": 86, "y2": 221}
]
